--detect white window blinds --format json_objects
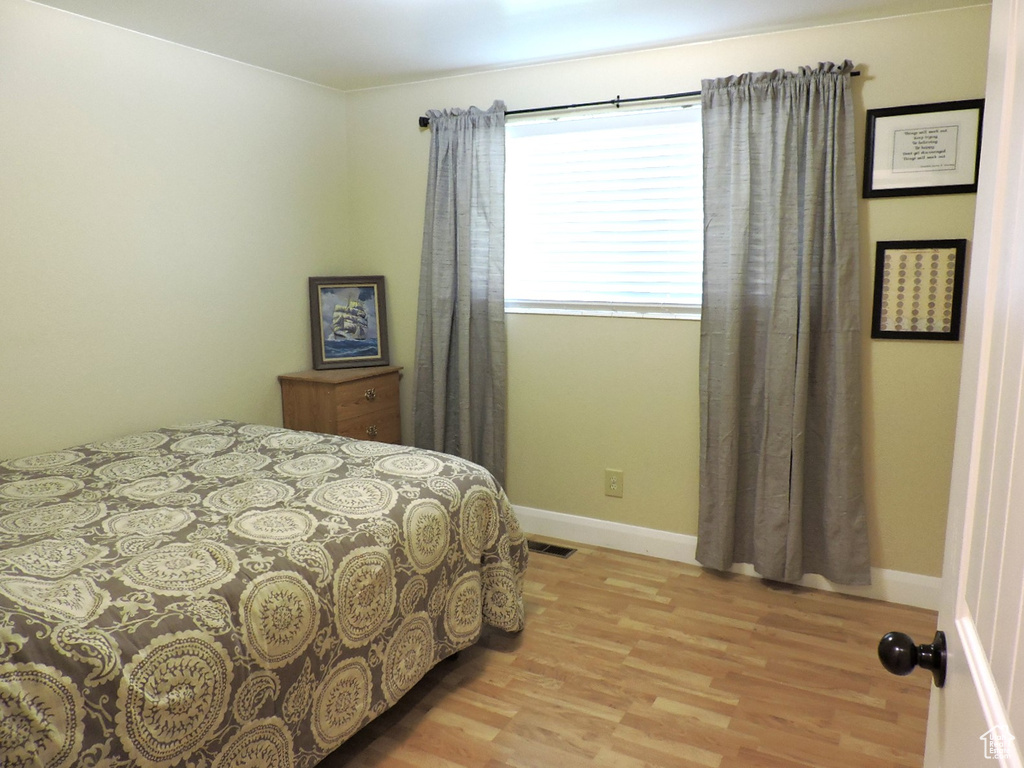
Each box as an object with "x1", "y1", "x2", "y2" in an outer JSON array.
[{"x1": 504, "y1": 103, "x2": 703, "y2": 318}]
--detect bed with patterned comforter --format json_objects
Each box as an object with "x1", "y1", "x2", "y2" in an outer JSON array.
[{"x1": 0, "y1": 420, "x2": 527, "y2": 768}]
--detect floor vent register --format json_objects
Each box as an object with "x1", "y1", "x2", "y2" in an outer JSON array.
[{"x1": 526, "y1": 539, "x2": 576, "y2": 558}]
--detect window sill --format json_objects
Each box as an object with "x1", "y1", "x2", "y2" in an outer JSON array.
[{"x1": 504, "y1": 300, "x2": 701, "y2": 321}]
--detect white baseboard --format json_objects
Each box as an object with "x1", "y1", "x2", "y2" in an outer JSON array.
[{"x1": 513, "y1": 504, "x2": 940, "y2": 611}]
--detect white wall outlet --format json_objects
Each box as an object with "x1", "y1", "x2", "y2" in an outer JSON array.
[{"x1": 604, "y1": 469, "x2": 624, "y2": 498}]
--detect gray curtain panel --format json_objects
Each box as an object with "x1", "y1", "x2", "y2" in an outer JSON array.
[
  {"x1": 413, "y1": 101, "x2": 508, "y2": 486},
  {"x1": 697, "y1": 63, "x2": 870, "y2": 585}
]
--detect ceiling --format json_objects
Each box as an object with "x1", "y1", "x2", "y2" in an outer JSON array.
[{"x1": 30, "y1": 0, "x2": 986, "y2": 91}]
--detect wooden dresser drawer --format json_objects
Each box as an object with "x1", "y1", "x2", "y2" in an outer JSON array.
[
  {"x1": 278, "y1": 366, "x2": 402, "y2": 444},
  {"x1": 337, "y1": 409, "x2": 401, "y2": 444},
  {"x1": 334, "y1": 373, "x2": 400, "y2": 423}
]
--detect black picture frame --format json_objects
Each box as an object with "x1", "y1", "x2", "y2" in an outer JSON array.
[
  {"x1": 871, "y1": 240, "x2": 967, "y2": 341},
  {"x1": 308, "y1": 276, "x2": 390, "y2": 369},
  {"x1": 863, "y1": 99, "x2": 984, "y2": 198}
]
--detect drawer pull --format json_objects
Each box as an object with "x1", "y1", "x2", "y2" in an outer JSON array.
[
  {"x1": 366, "y1": 425, "x2": 378, "y2": 439},
  {"x1": 364, "y1": 388, "x2": 377, "y2": 401}
]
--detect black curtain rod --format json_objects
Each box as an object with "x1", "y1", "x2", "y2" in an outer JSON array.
[{"x1": 417, "y1": 70, "x2": 859, "y2": 128}]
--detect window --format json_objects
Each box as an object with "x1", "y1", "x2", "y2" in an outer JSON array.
[{"x1": 504, "y1": 102, "x2": 703, "y2": 318}]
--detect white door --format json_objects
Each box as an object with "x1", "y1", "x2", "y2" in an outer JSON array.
[{"x1": 923, "y1": 0, "x2": 1024, "y2": 765}]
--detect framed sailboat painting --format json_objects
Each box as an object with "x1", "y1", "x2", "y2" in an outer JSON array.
[{"x1": 308, "y1": 275, "x2": 390, "y2": 369}]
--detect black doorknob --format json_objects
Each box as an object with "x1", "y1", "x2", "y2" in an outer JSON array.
[{"x1": 878, "y1": 630, "x2": 946, "y2": 688}]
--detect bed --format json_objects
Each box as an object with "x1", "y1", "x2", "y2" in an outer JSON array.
[{"x1": 0, "y1": 420, "x2": 527, "y2": 768}]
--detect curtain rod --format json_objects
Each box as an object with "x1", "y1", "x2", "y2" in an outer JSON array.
[{"x1": 416, "y1": 70, "x2": 860, "y2": 128}]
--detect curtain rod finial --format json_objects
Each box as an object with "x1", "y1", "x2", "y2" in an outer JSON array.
[{"x1": 419, "y1": 115, "x2": 430, "y2": 128}]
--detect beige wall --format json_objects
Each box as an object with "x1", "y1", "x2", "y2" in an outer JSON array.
[
  {"x1": 344, "y1": 6, "x2": 991, "y2": 577},
  {"x1": 0, "y1": 0, "x2": 350, "y2": 458},
  {"x1": 0, "y1": 0, "x2": 989, "y2": 578}
]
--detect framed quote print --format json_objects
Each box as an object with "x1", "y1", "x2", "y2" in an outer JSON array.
[{"x1": 863, "y1": 99, "x2": 984, "y2": 198}]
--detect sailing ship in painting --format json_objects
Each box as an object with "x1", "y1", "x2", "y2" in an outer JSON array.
[
  {"x1": 331, "y1": 298, "x2": 369, "y2": 341},
  {"x1": 319, "y1": 285, "x2": 381, "y2": 363}
]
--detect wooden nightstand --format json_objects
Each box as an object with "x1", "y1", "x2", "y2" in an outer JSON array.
[{"x1": 278, "y1": 366, "x2": 402, "y2": 443}]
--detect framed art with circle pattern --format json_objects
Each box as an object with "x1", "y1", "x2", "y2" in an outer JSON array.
[{"x1": 871, "y1": 239, "x2": 967, "y2": 340}]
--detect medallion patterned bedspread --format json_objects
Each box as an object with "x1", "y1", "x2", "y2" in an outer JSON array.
[{"x1": 0, "y1": 420, "x2": 527, "y2": 768}]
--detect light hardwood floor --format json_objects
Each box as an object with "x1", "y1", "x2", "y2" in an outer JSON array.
[{"x1": 321, "y1": 540, "x2": 938, "y2": 767}]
